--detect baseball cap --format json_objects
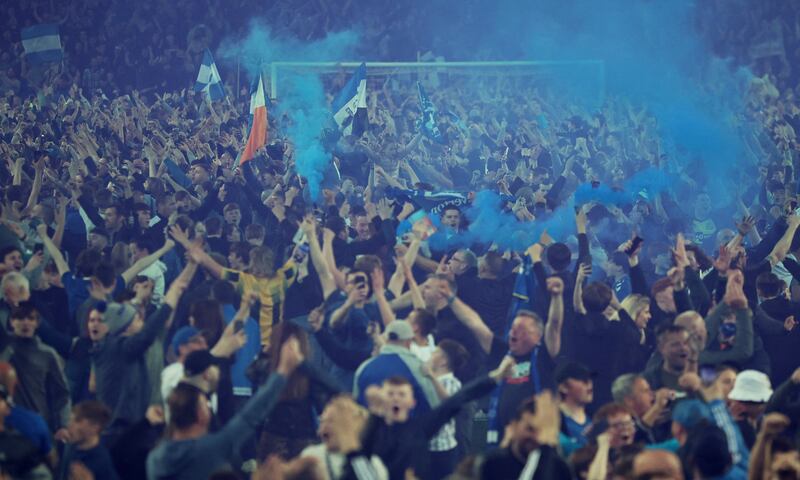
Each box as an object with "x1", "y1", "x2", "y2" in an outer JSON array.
[
  {"x1": 184, "y1": 350, "x2": 223, "y2": 377},
  {"x1": 728, "y1": 370, "x2": 772, "y2": 403},
  {"x1": 554, "y1": 361, "x2": 596, "y2": 384},
  {"x1": 171, "y1": 326, "x2": 202, "y2": 355},
  {"x1": 385, "y1": 321, "x2": 414, "y2": 341}
]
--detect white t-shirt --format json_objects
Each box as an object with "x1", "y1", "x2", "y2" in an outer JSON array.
[
  {"x1": 410, "y1": 335, "x2": 436, "y2": 362},
  {"x1": 161, "y1": 362, "x2": 184, "y2": 404},
  {"x1": 139, "y1": 260, "x2": 166, "y2": 304}
]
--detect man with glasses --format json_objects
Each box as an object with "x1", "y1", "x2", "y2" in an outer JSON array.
[
  {"x1": 592, "y1": 403, "x2": 638, "y2": 450},
  {"x1": 446, "y1": 249, "x2": 477, "y2": 278},
  {"x1": 612, "y1": 373, "x2": 675, "y2": 443}
]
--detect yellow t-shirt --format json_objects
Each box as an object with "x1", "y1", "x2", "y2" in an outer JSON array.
[{"x1": 223, "y1": 260, "x2": 297, "y2": 350}]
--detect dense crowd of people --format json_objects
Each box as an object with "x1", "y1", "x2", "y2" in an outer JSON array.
[{"x1": 1, "y1": 0, "x2": 800, "y2": 479}]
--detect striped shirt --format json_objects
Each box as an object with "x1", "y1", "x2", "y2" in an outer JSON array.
[{"x1": 428, "y1": 372, "x2": 461, "y2": 452}]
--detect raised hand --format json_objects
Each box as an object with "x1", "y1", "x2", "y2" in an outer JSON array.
[
  {"x1": 788, "y1": 213, "x2": 800, "y2": 229},
  {"x1": 723, "y1": 269, "x2": 747, "y2": 309},
  {"x1": 784, "y1": 315, "x2": 797, "y2": 332},
  {"x1": 546, "y1": 276, "x2": 565, "y2": 296},
  {"x1": 489, "y1": 355, "x2": 517, "y2": 383},
  {"x1": 736, "y1": 215, "x2": 756, "y2": 236},
  {"x1": 322, "y1": 228, "x2": 336, "y2": 244},
  {"x1": 377, "y1": 198, "x2": 394, "y2": 220},
  {"x1": 672, "y1": 233, "x2": 689, "y2": 269},
  {"x1": 713, "y1": 245, "x2": 733, "y2": 275},
  {"x1": 35, "y1": 222, "x2": 49, "y2": 239},
  {"x1": 307, "y1": 305, "x2": 325, "y2": 332},
  {"x1": 760, "y1": 412, "x2": 790, "y2": 436},
  {"x1": 531, "y1": 391, "x2": 560, "y2": 446},
  {"x1": 399, "y1": 202, "x2": 416, "y2": 220},
  {"x1": 435, "y1": 255, "x2": 450, "y2": 275},
  {"x1": 297, "y1": 215, "x2": 316, "y2": 237},
  {"x1": 576, "y1": 263, "x2": 592, "y2": 283},
  {"x1": 526, "y1": 242, "x2": 544, "y2": 262},
  {"x1": 145, "y1": 405, "x2": 165, "y2": 426},
  {"x1": 399, "y1": 257, "x2": 414, "y2": 281},
  {"x1": 276, "y1": 337, "x2": 304, "y2": 376},
  {"x1": 168, "y1": 224, "x2": 191, "y2": 247},
  {"x1": 667, "y1": 267, "x2": 685, "y2": 288}
]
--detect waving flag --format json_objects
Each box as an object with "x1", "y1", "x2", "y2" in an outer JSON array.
[
  {"x1": 416, "y1": 82, "x2": 445, "y2": 144},
  {"x1": 194, "y1": 49, "x2": 226, "y2": 101},
  {"x1": 386, "y1": 187, "x2": 468, "y2": 215},
  {"x1": 21, "y1": 24, "x2": 63, "y2": 64},
  {"x1": 239, "y1": 76, "x2": 268, "y2": 165},
  {"x1": 332, "y1": 63, "x2": 368, "y2": 137}
]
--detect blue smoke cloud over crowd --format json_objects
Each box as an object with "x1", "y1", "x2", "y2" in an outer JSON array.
[
  {"x1": 221, "y1": 1, "x2": 758, "y2": 251},
  {"x1": 417, "y1": 0, "x2": 759, "y2": 250}
]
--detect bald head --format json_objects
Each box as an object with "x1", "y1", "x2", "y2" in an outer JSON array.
[
  {"x1": 674, "y1": 310, "x2": 707, "y2": 350},
  {"x1": 633, "y1": 450, "x2": 683, "y2": 480}
]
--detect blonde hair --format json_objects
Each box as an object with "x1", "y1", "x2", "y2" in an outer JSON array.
[
  {"x1": 621, "y1": 294, "x2": 650, "y2": 324},
  {"x1": 1, "y1": 271, "x2": 29, "y2": 296},
  {"x1": 324, "y1": 395, "x2": 369, "y2": 434}
]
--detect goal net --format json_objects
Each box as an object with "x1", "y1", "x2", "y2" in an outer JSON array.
[{"x1": 266, "y1": 60, "x2": 606, "y2": 107}]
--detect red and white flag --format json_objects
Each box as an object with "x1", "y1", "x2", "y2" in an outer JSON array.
[{"x1": 240, "y1": 76, "x2": 267, "y2": 165}]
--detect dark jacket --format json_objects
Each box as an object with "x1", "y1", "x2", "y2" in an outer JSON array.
[
  {"x1": 0, "y1": 334, "x2": 70, "y2": 431},
  {"x1": 766, "y1": 377, "x2": 800, "y2": 447},
  {"x1": 532, "y1": 232, "x2": 592, "y2": 358},
  {"x1": 92, "y1": 304, "x2": 171, "y2": 431},
  {"x1": 571, "y1": 309, "x2": 643, "y2": 410},
  {"x1": 756, "y1": 298, "x2": 800, "y2": 385}
]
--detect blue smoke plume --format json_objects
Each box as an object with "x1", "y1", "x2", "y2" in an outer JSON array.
[
  {"x1": 573, "y1": 168, "x2": 674, "y2": 206},
  {"x1": 218, "y1": 21, "x2": 359, "y2": 199},
  {"x1": 403, "y1": 0, "x2": 760, "y2": 251}
]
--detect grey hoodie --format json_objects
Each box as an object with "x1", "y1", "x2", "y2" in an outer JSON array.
[{"x1": 146, "y1": 373, "x2": 287, "y2": 479}]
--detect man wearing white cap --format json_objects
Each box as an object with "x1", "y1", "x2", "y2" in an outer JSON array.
[{"x1": 728, "y1": 369, "x2": 773, "y2": 449}]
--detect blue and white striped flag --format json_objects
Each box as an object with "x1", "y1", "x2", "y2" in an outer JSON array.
[
  {"x1": 21, "y1": 24, "x2": 63, "y2": 64},
  {"x1": 193, "y1": 49, "x2": 225, "y2": 102},
  {"x1": 332, "y1": 63, "x2": 368, "y2": 137}
]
